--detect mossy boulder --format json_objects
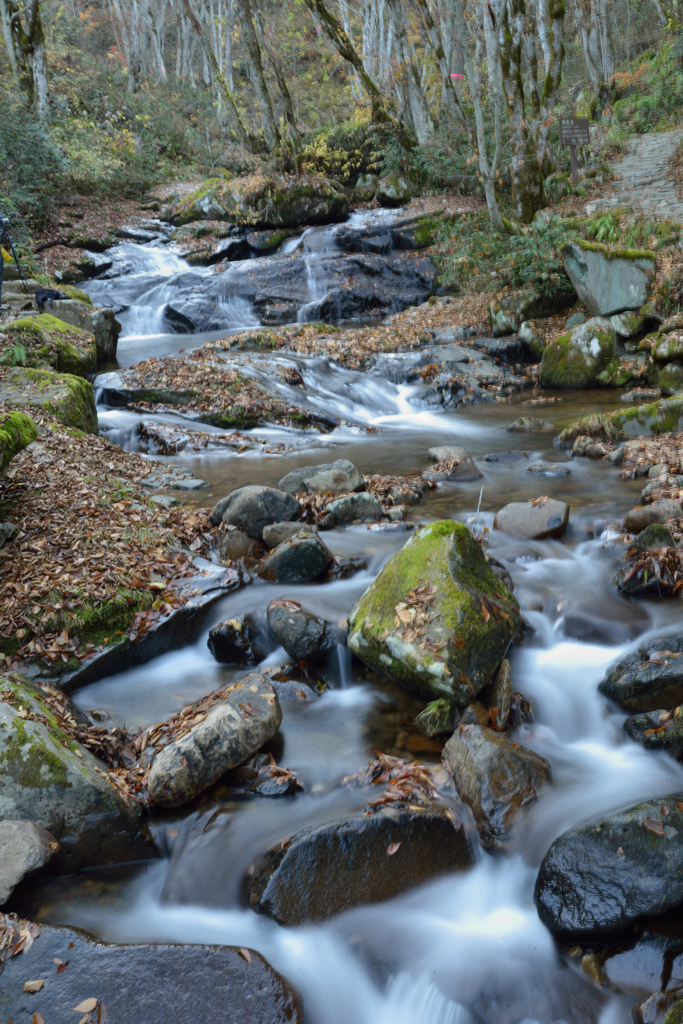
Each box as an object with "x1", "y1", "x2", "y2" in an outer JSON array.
[
  {"x1": 0, "y1": 367, "x2": 97, "y2": 434},
  {"x1": 539, "y1": 317, "x2": 616, "y2": 388},
  {"x1": 562, "y1": 239, "x2": 655, "y2": 317},
  {"x1": 376, "y1": 174, "x2": 413, "y2": 207},
  {"x1": 488, "y1": 288, "x2": 575, "y2": 337},
  {"x1": 658, "y1": 362, "x2": 683, "y2": 397},
  {"x1": 0, "y1": 410, "x2": 37, "y2": 477},
  {"x1": 171, "y1": 173, "x2": 349, "y2": 228},
  {"x1": 347, "y1": 520, "x2": 521, "y2": 708},
  {"x1": 611, "y1": 397, "x2": 683, "y2": 437},
  {"x1": 0, "y1": 315, "x2": 97, "y2": 377},
  {"x1": 0, "y1": 674, "x2": 151, "y2": 872}
]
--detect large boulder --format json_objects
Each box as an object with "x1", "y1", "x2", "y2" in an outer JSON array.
[
  {"x1": 267, "y1": 598, "x2": 338, "y2": 661},
  {"x1": 376, "y1": 174, "x2": 413, "y2": 207},
  {"x1": 0, "y1": 410, "x2": 37, "y2": 477},
  {"x1": 148, "y1": 673, "x2": 282, "y2": 808},
  {"x1": 539, "y1": 317, "x2": 616, "y2": 388},
  {"x1": 598, "y1": 633, "x2": 683, "y2": 711},
  {"x1": 494, "y1": 498, "x2": 569, "y2": 540},
  {"x1": 0, "y1": 925, "x2": 302, "y2": 1024},
  {"x1": 210, "y1": 485, "x2": 300, "y2": 539},
  {"x1": 347, "y1": 520, "x2": 521, "y2": 708},
  {"x1": 534, "y1": 794, "x2": 683, "y2": 938},
  {"x1": 257, "y1": 530, "x2": 333, "y2": 583},
  {"x1": 561, "y1": 240, "x2": 656, "y2": 316},
  {"x1": 443, "y1": 724, "x2": 550, "y2": 850},
  {"x1": 0, "y1": 820, "x2": 59, "y2": 904},
  {"x1": 170, "y1": 173, "x2": 349, "y2": 228},
  {"x1": 0, "y1": 314, "x2": 97, "y2": 376},
  {"x1": 0, "y1": 367, "x2": 98, "y2": 433},
  {"x1": 278, "y1": 458, "x2": 363, "y2": 495},
  {"x1": 51, "y1": 300, "x2": 121, "y2": 360},
  {"x1": 249, "y1": 804, "x2": 472, "y2": 925},
  {"x1": 0, "y1": 674, "x2": 149, "y2": 872}
]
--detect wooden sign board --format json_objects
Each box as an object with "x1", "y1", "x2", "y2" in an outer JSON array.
[{"x1": 559, "y1": 117, "x2": 590, "y2": 147}]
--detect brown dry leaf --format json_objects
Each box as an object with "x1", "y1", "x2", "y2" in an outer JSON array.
[
  {"x1": 33, "y1": 1014, "x2": 45, "y2": 1024},
  {"x1": 643, "y1": 817, "x2": 666, "y2": 837},
  {"x1": 678, "y1": 802, "x2": 683, "y2": 814},
  {"x1": 73, "y1": 998, "x2": 98, "y2": 1012},
  {"x1": 58, "y1": 960, "x2": 69, "y2": 974},
  {"x1": 480, "y1": 600, "x2": 491, "y2": 623},
  {"x1": 98, "y1": 999, "x2": 107, "y2": 1023},
  {"x1": 386, "y1": 842, "x2": 401, "y2": 856},
  {"x1": 23, "y1": 980, "x2": 45, "y2": 993},
  {"x1": 238, "y1": 948, "x2": 252, "y2": 963},
  {"x1": 530, "y1": 495, "x2": 549, "y2": 507}
]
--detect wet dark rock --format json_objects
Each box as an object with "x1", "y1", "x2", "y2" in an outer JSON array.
[
  {"x1": 208, "y1": 614, "x2": 275, "y2": 666},
  {"x1": 484, "y1": 450, "x2": 530, "y2": 462},
  {"x1": 267, "y1": 598, "x2": 339, "y2": 661},
  {"x1": 480, "y1": 658, "x2": 513, "y2": 730},
  {"x1": 527, "y1": 462, "x2": 572, "y2": 477},
  {"x1": 335, "y1": 225, "x2": 392, "y2": 254},
  {"x1": 246, "y1": 228, "x2": 293, "y2": 252},
  {"x1": 262, "y1": 521, "x2": 313, "y2": 549},
  {"x1": 624, "y1": 500, "x2": 682, "y2": 534},
  {"x1": 508, "y1": 690, "x2": 535, "y2": 728},
  {"x1": 147, "y1": 674, "x2": 282, "y2": 808},
  {"x1": 0, "y1": 820, "x2": 59, "y2": 904},
  {"x1": 507, "y1": 416, "x2": 555, "y2": 432},
  {"x1": 209, "y1": 236, "x2": 249, "y2": 264},
  {"x1": 624, "y1": 708, "x2": 683, "y2": 760},
  {"x1": 258, "y1": 530, "x2": 333, "y2": 583},
  {"x1": 633, "y1": 524, "x2": 677, "y2": 551},
  {"x1": 324, "y1": 554, "x2": 368, "y2": 581},
  {"x1": 0, "y1": 674, "x2": 150, "y2": 873},
  {"x1": 534, "y1": 793, "x2": 683, "y2": 938},
  {"x1": 494, "y1": 498, "x2": 569, "y2": 540},
  {"x1": 210, "y1": 485, "x2": 301, "y2": 539},
  {"x1": 603, "y1": 929, "x2": 683, "y2": 998},
  {"x1": 599, "y1": 634, "x2": 683, "y2": 711},
  {"x1": 443, "y1": 723, "x2": 550, "y2": 850},
  {"x1": 348, "y1": 520, "x2": 521, "y2": 708},
  {"x1": 562, "y1": 595, "x2": 651, "y2": 646},
  {"x1": 414, "y1": 698, "x2": 459, "y2": 737},
  {"x1": 218, "y1": 525, "x2": 267, "y2": 562},
  {"x1": 0, "y1": 925, "x2": 302, "y2": 1024},
  {"x1": 249, "y1": 804, "x2": 473, "y2": 925},
  {"x1": 325, "y1": 491, "x2": 382, "y2": 523},
  {"x1": 459, "y1": 701, "x2": 490, "y2": 726},
  {"x1": 278, "y1": 458, "x2": 363, "y2": 495}
]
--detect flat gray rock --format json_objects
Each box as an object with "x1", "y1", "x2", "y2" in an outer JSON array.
[
  {"x1": 527, "y1": 462, "x2": 572, "y2": 477},
  {"x1": 325, "y1": 491, "x2": 382, "y2": 522},
  {"x1": 278, "y1": 458, "x2": 363, "y2": 495},
  {"x1": 562, "y1": 239, "x2": 655, "y2": 317},
  {"x1": 0, "y1": 820, "x2": 59, "y2": 904},
  {"x1": 494, "y1": 498, "x2": 569, "y2": 540},
  {"x1": 425, "y1": 445, "x2": 483, "y2": 481},
  {"x1": 209, "y1": 485, "x2": 301, "y2": 539}
]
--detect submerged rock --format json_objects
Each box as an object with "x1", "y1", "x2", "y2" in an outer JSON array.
[
  {"x1": 325, "y1": 491, "x2": 382, "y2": 523},
  {"x1": 598, "y1": 634, "x2": 683, "y2": 711},
  {"x1": 249, "y1": 804, "x2": 472, "y2": 925},
  {"x1": 267, "y1": 599, "x2": 338, "y2": 661},
  {"x1": 506, "y1": 416, "x2": 554, "y2": 432},
  {"x1": 0, "y1": 821, "x2": 59, "y2": 904},
  {"x1": 258, "y1": 530, "x2": 333, "y2": 583},
  {"x1": 0, "y1": 924, "x2": 302, "y2": 1024},
  {"x1": 208, "y1": 614, "x2": 274, "y2": 666},
  {"x1": 347, "y1": 520, "x2": 521, "y2": 708},
  {"x1": 494, "y1": 498, "x2": 569, "y2": 540},
  {"x1": 147, "y1": 674, "x2": 282, "y2": 808},
  {"x1": 0, "y1": 675, "x2": 149, "y2": 872},
  {"x1": 534, "y1": 794, "x2": 683, "y2": 938},
  {"x1": 278, "y1": 458, "x2": 363, "y2": 495},
  {"x1": 210, "y1": 485, "x2": 301, "y2": 539},
  {"x1": 443, "y1": 723, "x2": 550, "y2": 850}
]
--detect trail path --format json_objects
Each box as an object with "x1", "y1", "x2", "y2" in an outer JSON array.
[{"x1": 589, "y1": 127, "x2": 683, "y2": 219}]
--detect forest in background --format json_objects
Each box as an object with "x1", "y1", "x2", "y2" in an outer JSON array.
[{"x1": 1, "y1": 0, "x2": 682, "y2": 248}]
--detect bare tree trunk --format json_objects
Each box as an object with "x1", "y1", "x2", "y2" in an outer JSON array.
[
  {"x1": 386, "y1": 0, "x2": 434, "y2": 143},
  {"x1": 652, "y1": 0, "x2": 669, "y2": 25},
  {"x1": 29, "y1": 1, "x2": 48, "y2": 119},
  {"x1": 573, "y1": 0, "x2": 612, "y2": 107},
  {"x1": 148, "y1": 0, "x2": 168, "y2": 81},
  {"x1": 1, "y1": 0, "x2": 20, "y2": 84},
  {"x1": 535, "y1": 0, "x2": 552, "y2": 71},
  {"x1": 252, "y1": 3, "x2": 301, "y2": 148},
  {"x1": 9, "y1": 0, "x2": 49, "y2": 117},
  {"x1": 414, "y1": 0, "x2": 473, "y2": 137},
  {"x1": 235, "y1": 0, "x2": 279, "y2": 149},
  {"x1": 534, "y1": 0, "x2": 565, "y2": 172}
]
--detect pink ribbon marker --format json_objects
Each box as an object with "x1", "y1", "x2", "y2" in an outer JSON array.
[{"x1": 450, "y1": 73, "x2": 464, "y2": 78}]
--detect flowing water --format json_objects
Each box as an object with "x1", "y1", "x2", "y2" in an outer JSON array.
[{"x1": 25, "y1": 216, "x2": 683, "y2": 1022}]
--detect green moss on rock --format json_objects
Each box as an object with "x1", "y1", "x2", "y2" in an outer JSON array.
[
  {"x1": 0, "y1": 409, "x2": 37, "y2": 476},
  {"x1": 0, "y1": 367, "x2": 98, "y2": 433},
  {"x1": 347, "y1": 520, "x2": 521, "y2": 707},
  {"x1": 540, "y1": 318, "x2": 615, "y2": 388}
]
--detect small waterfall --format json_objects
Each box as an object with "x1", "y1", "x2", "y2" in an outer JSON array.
[{"x1": 297, "y1": 253, "x2": 327, "y2": 323}]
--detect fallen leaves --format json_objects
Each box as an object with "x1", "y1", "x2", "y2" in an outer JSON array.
[
  {"x1": 0, "y1": 914, "x2": 40, "y2": 975},
  {"x1": 238, "y1": 948, "x2": 252, "y2": 963},
  {"x1": 386, "y1": 842, "x2": 401, "y2": 856},
  {"x1": 643, "y1": 817, "x2": 666, "y2": 836},
  {"x1": 23, "y1": 979, "x2": 45, "y2": 993},
  {"x1": 530, "y1": 495, "x2": 549, "y2": 507},
  {"x1": 344, "y1": 752, "x2": 440, "y2": 812}
]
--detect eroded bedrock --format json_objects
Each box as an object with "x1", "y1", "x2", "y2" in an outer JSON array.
[{"x1": 0, "y1": 924, "x2": 302, "y2": 1024}]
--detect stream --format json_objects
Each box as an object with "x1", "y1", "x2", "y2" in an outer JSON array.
[{"x1": 24, "y1": 211, "x2": 683, "y2": 1022}]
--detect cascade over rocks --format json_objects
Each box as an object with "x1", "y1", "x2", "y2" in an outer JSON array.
[
  {"x1": 210, "y1": 485, "x2": 301, "y2": 539},
  {"x1": 347, "y1": 520, "x2": 521, "y2": 708},
  {"x1": 598, "y1": 633, "x2": 683, "y2": 711},
  {"x1": 147, "y1": 673, "x2": 282, "y2": 808},
  {"x1": 534, "y1": 794, "x2": 683, "y2": 938}
]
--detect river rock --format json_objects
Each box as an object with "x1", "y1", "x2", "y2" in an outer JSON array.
[
  {"x1": 0, "y1": 675, "x2": 149, "y2": 872},
  {"x1": 425, "y1": 445, "x2": 483, "y2": 481},
  {"x1": 246, "y1": 228, "x2": 293, "y2": 252},
  {"x1": 506, "y1": 416, "x2": 554, "y2": 432},
  {"x1": 624, "y1": 499, "x2": 682, "y2": 534},
  {"x1": 633, "y1": 523, "x2": 677, "y2": 551},
  {"x1": 0, "y1": 925, "x2": 302, "y2": 1024},
  {"x1": 494, "y1": 498, "x2": 569, "y2": 540},
  {"x1": 347, "y1": 520, "x2": 521, "y2": 708},
  {"x1": 249, "y1": 804, "x2": 472, "y2": 925},
  {"x1": 218, "y1": 526, "x2": 267, "y2": 562},
  {"x1": 598, "y1": 633, "x2": 683, "y2": 711},
  {"x1": 443, "y1": 723, "x2": 550, "y2": 850},
  {"x1": 262, "y1": 522, "x2": 314, "y2": 549},
  {"x1": 278, "y1": 458, "x2": 363, "y2": 495},
  {"x1": 209, "y1": 236, "x2": 249, "y2": 263},
  {"x1": 0, "y1": 821, "x2": 59, "y2": 904},
  {"x1": 414, "y1": 698, "x2": 459, "y2": 737},
  {"x1": 561, "y1": 239, "x2": 656, "y2": 316},
  {"x1": 527, "y1": 462, "x2": 572, "y2": 477},
  {"x1": 534, "y1": 793, "x2": 683, "y2": 938},
  {"x1": 207, "y1": 614, "x2": 274, "y2": 666},
  {"x1": 624, "y1": 707, "x2": 683, "y2": 760},
  {"x1": 50, "y1": 300, "x2": 121, "y2": 360},
  {"x1": 267, "y1": 599, "x2": 338, "y2": 661},
  {"x1": 481, "y1": 657, "x2": 513, "y2": 729},
  {"x1": 659, "y1": 363, "x2": 683, "y2": 399},
  {"x1": 147, "y1": 674, "x2": 282, "y2": 808},
  {"x1": 376, "y1": 174, "x2": 413, "y2": 206},
  {"x1": 257, "y1": 530, "x2": 333, "y2": 583},
  {"x1": 539, "y1": 317, "x2": 616, "y2": 388},
  {"x1": 0, "y1": 313, "x2": 97, "y2": 377},
  {"x1": 210, "y1": 485, "x2": 301, "y2": 539},
  {"x1": 325, "y1": 491, "x2": 382, "y2": 522}
]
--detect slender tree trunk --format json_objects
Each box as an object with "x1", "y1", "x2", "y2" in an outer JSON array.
[
  {"x1": 535, "y1": 0, "x2": 565, "y2": 172},
  {"x1": 29, "y1": 2, "x2": 48, "y2": 119},
  {"x1": 652, "y1": 0, "x2": 668, "y2": 25},
  {"x1": 386, "y1": 0, "x2": 434, "y2": 143},
  {"x1": 252, "y1": 4, "x2": 301, "y2": 148},
  {"x1": 414, "y1": 0, "x2": 473, "y2": 137},
  {"x1": 1, "y1": 0, "x2": 20, "y2": 83},
  {"x1": 235, "y1": 0, "x2": 279, "y2": 149},
  {"x1": 535, "y1": 0, "x2": 552, "y2": 71}
]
